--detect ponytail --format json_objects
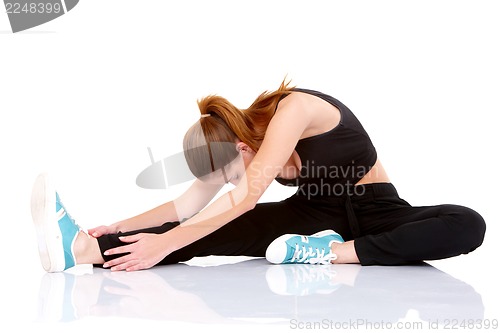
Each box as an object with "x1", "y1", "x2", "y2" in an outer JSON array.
[
  {"x1": 183, "y1": 78, "x2": 294, "y2": 179},
  {"x1": 242, "y1": 78, "x2": 294, "y2": 150}
]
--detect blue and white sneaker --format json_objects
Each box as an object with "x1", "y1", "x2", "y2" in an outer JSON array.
[
  {"x1": 266, "y1": 230, "x2": 344, "y2": 265},
  {"x1": 31, "y1": 173, "x2": 81, "y2": 272}
]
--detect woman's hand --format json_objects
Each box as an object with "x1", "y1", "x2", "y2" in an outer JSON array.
[
  {"x1": 88, "y1": 224, "x2": 119, "y2": 238},
  {"x1": 101, "y1": 233, "x2": 172, "y2": 271}
]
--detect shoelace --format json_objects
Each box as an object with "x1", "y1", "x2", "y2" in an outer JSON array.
[
  {"x1": 57, "y1": 194, "x2": 83, "y2": 232},
  {"x1": 291, "y1": 244, "x2": 337, "y2": 265}
]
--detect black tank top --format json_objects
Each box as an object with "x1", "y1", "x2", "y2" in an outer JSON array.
[{"x1": 275, "y1": 88, "x2": 377, "y2": 196}]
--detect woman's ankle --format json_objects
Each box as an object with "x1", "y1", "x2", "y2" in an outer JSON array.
[
  {"x1": 74, "y1": 232, "x2": 105, "y2": 265},
  {"x1": 331, "y1": 240, "x2": 360, "y2": 264}
]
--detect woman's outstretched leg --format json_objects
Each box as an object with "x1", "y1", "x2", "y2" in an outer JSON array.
[
  {"x1": 31, "y1": 173, "x2": 104, "y2": 272},
  {"x1": 30, "y1": 173, "x2": 183, "y2": 271}
]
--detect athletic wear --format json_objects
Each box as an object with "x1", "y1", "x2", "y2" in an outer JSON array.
[
  {"x1": 31, "y1": 173, "x2": 81, "y2": 272},
  {"x1": 96, "y1": 89, "x2": 486, "y2": 266},
  {"x1": 276, "y1": 88, "x2": 377, "y2": 190},
  {"x1": 97, "y1": 183, "x2": 485, "y2": 266},
  {"x1": 265, "y1": 230, "x2": 344, "y2": 264}
]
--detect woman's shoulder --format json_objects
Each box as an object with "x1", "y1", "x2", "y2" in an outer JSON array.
[
  {"x1": 274, "y1": 88, "x2": 342, "y2": 140},
  {"x1": 274, "y1": 91, "x2": 316, "y2": 121},
  {"x1": 275, "y1": 89, "x2": 317, "y2": 111}
]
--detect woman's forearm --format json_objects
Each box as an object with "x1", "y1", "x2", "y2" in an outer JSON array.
[
  {"x1": 113, "y1": 201, "x2": 179, "y2": 232},
  {"x1": 161, "y1": 191, "x2": 254, "y2": 253},
  {"x1": 109, "y1": 180, "x2": 225, "y2": 234},
  {"x1": 165, "y1": 173, "x2": 258, "y2": 250}
]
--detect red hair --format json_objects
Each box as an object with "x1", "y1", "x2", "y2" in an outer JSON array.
[{"x1": 183, "y1": 78, "x2": 294, "y2": 178}]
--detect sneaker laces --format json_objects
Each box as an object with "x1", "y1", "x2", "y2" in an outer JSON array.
[
  {"x1": 291, "y1": 244, "x2": 337, "y2": 265},
  {"x1": 57, "y1": 194, "x2": 83, "y2": 232}
]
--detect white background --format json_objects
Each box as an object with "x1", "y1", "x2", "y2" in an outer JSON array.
[{"x1": 1, "y1": 0, "x2": 499, "y2": 331}]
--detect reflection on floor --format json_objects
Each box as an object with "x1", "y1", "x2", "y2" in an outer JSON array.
[{"x1": 35, "y1": 258, "x2": 484, "y2": 327}]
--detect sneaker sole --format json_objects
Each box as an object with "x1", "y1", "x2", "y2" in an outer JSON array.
[{"x1": 31, "y1": 173, "x2": 65, "y2": 272}]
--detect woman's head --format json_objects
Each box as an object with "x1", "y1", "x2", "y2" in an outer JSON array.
[
  {"x1": 183, "y1": 79, "x2": 294, "y2": 183},
  {"x1": 183, "y1": 95, "x2": 243, "y2": 183}
]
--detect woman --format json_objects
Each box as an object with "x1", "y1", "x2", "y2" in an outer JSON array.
[{"x1": 31, "y1": 80, "x2": 486, "y2": 272}]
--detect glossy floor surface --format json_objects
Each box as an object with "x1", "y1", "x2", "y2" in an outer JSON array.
[{"x1": 7, "y1": 255, "x2": 496, "y2": 333}]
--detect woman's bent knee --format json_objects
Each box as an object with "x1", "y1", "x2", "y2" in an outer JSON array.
[{"x1": 444, "y1": 205, "x2": 486, "y2": 252}]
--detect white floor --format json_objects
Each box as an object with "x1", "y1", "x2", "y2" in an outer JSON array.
[{"x1": 3, "y1": 252, "x2": 498, "y2": 333}]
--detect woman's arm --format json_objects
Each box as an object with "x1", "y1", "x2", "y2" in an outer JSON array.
[
  {"x1": 89, "y1": 179, "x2": 224, "y2": 237},
  {"x1": 103, "y1": 95, "x2": 313, "y2": 271}
]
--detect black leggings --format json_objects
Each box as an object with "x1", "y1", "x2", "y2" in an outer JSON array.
[{"x1": 97, "y1": 183, "x2": 486, "y2": 266}]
